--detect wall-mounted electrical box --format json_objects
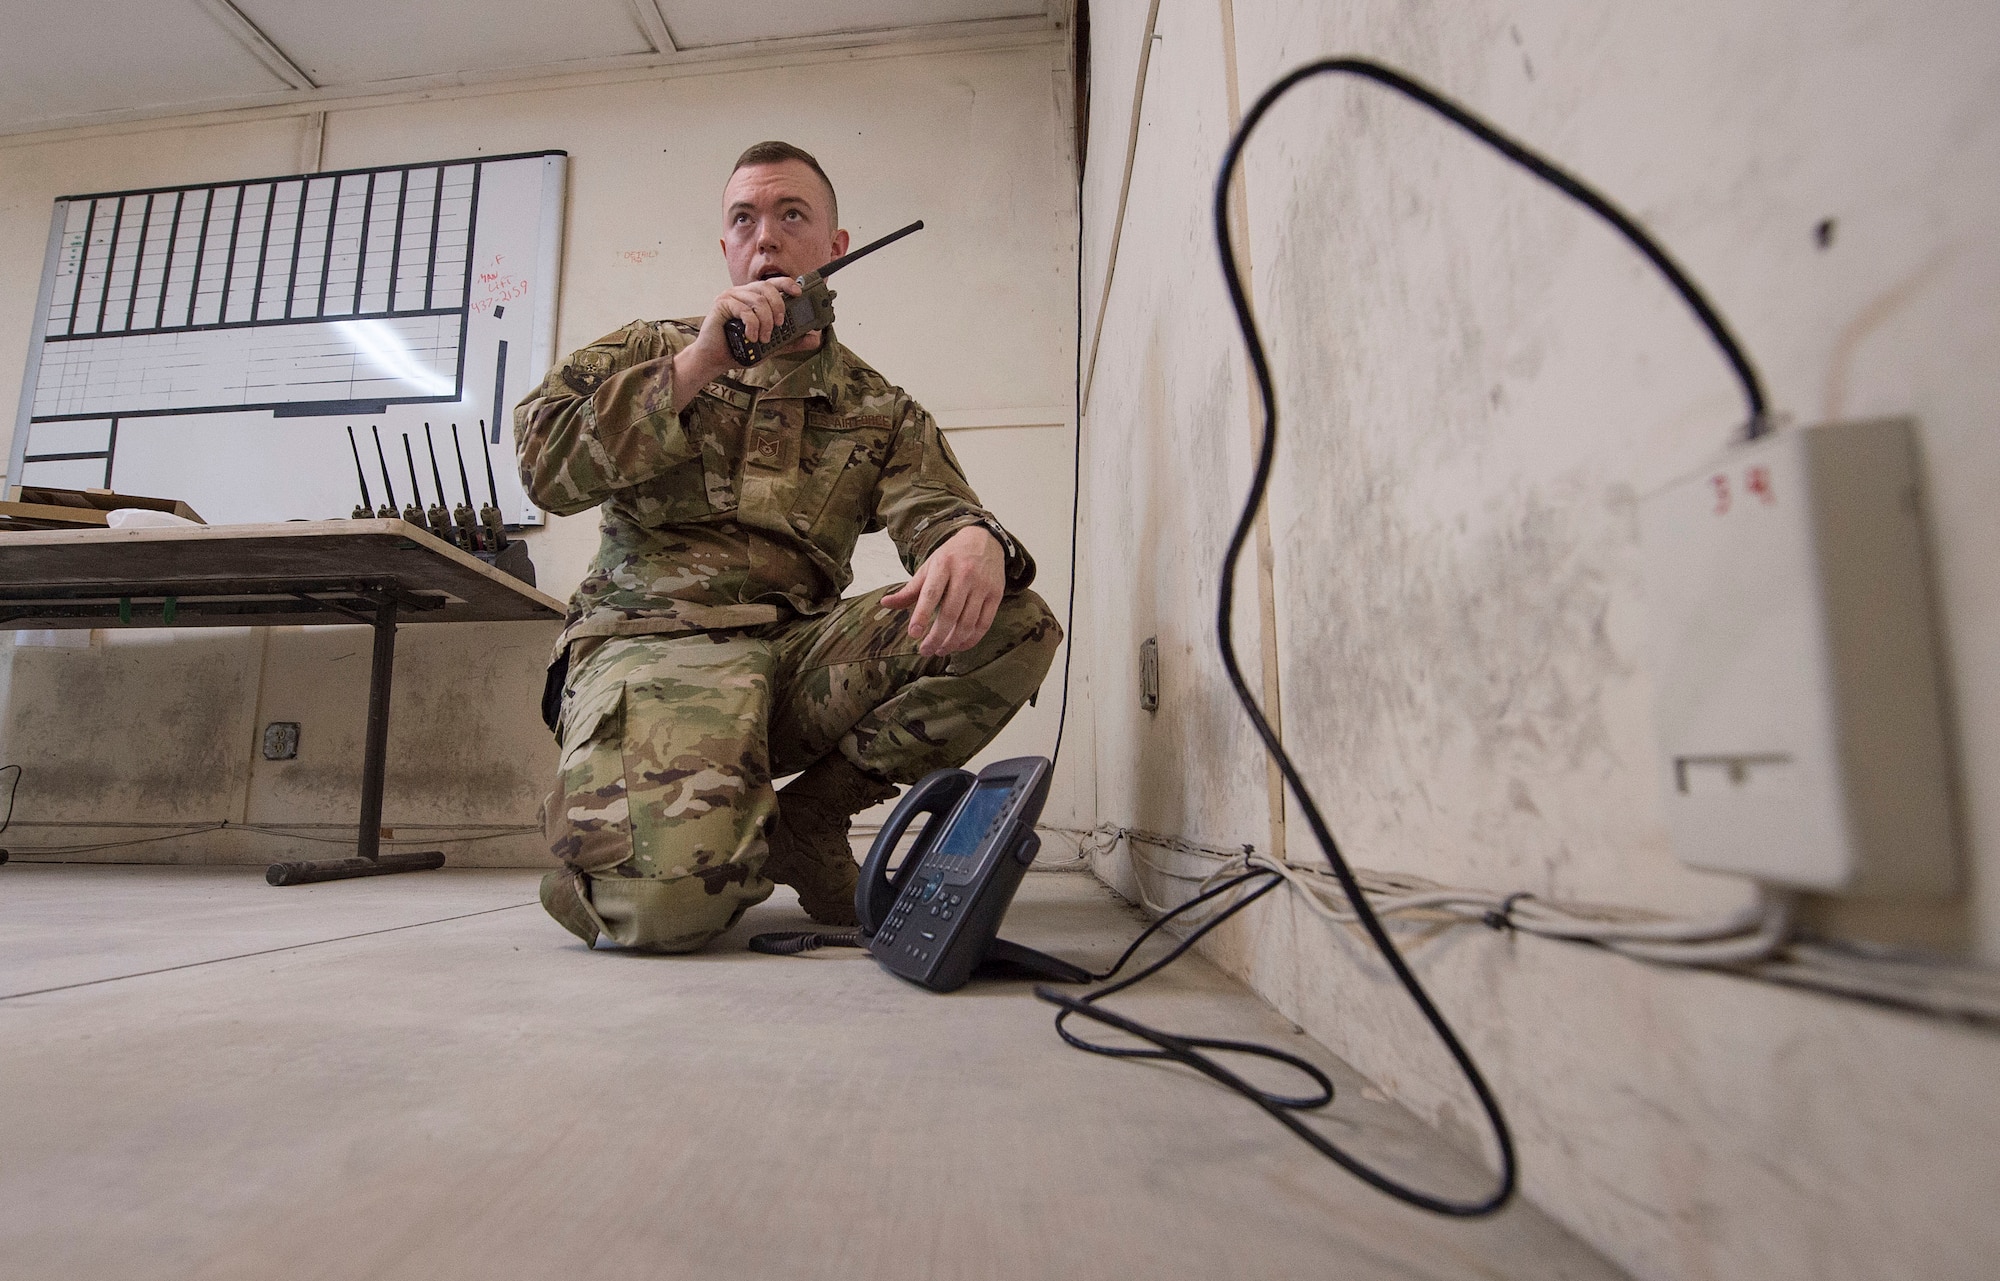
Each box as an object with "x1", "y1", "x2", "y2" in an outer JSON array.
[
  {"x1": 1139, "y1": 637, "x2": 1160, "y2": 713},
  {"x1": 1639, "y1": 418, "x2": 1956, "y2": 895}
]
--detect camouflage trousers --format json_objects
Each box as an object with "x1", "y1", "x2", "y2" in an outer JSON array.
[{"x1": 540, "y1": 585, "x2": 1061, "y2": 951}]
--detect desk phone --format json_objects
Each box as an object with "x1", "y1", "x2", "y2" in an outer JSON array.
[{"x1": 856, "y1": 756, "x2": 1088, "y2": 992}]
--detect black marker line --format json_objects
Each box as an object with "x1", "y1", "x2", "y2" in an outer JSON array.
[
  {"x1": 29, "y1": 390, "x2": 456, "y2": 425},
  {"x1": 183, "y1": 188, "x2": 214, "y2": 329},
  {"x1": 386, "y1": 168, "x2": 409, "y2": 311},
  {"x1": 351, "y1": 171, "x2": 376, "y2": 316},
  {"x1": 315, "y1": 173, "x2": 343, "y2": 318},
  {"x1": 52, "y1": 150, "x2": 565, "y2": 204},
  {"x1": 218, "y1": 185, "x2": 246, "y2": 324},
  {"x1": 64, "y1": 199, "x2": 98, "y2": 337},
  {"x1": 122, "y1": 193, "x2": 155, "y2": 332},
  {"x1": 423, "y1": 164, "x2": 445, "y2": 309},
  {"x1": 490, "y1": 339, "x2": 508, "y2": 444},
  {"x1": 248, "y1": 182, "x2": 279, "y2": 323},
  {"x1": 93, "y1": 196, "x2": 127, "y2": 333},
  {"x1": 449, "y1": 162, "x2": 483, "y2": 402},
  {"x1": 153, "y1": 191, "x2": 185, "y2": 331},
  {"x1": 40, "y1": 304, "x2": 464, "y2": 344},
  {"x1": 282, "y1": 178, "x2": 310, "y2": 319}
]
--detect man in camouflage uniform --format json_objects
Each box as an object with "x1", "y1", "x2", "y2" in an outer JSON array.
[{"x1": 517, "y1": 141, "x2": 1060, "y2": 952}]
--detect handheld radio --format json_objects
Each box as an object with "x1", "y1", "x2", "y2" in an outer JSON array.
[
  {"x1": 855, "y1": 756, "x2": 1089, "y2": 993},
  {"x1": 724, "y1": 220, "x2": 925, "y2": 367}
]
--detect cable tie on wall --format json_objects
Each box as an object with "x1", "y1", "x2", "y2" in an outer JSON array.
[{"x1": 1483, "y1": 891, "x2": 1535, "y2": 932}]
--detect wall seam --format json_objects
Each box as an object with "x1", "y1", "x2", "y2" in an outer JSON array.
[
  {"x1": 1215, "y1": 0, "x2": 1287, "y2": 866},
  {"x1": 1079, "y1": 0, "x2": 1162, "y2": 410}
]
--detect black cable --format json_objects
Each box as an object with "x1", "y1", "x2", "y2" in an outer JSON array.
[
  {"x1": 1041, "y1": 871, "x2": 1339, "y2": 1109},
  {"x1": 1214, "y1": 54, "x2": 1774, "y2": 1214},
  {"x1": 1248, "y1": 59, "x2": 1766, "y2": 437},
  {"x1": 746, "y1": 929, "x2": 866, "y2": 956},
  {"x1": 0, "y1": 763, "x2": 18, "y2": 864},
  {"x1": 1038, "y1": 56, "x2": 1769, "y2": 1219},
  {"x1": 1083, "y1": 866, "x2": 1273, "y2": 982},
  {"x1": 0, "y1": 764, "x2": 19, "y2": 836},
  {"x1": 1048, "y1": 110, "x2": 1088, "y2": 771}
]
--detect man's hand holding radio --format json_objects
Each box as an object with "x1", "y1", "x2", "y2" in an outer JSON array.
[{"x1": 670, "y1": 276, "x2": 804, "y2": 413}]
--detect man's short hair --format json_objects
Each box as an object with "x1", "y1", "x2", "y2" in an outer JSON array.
[{"x1": 731, "y1": 140, "x2": 838, "y2": 226}]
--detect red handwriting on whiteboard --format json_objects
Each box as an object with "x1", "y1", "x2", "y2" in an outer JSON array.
[{"x1": 471, "y1": 251, "x2": 529, "y2": 315}]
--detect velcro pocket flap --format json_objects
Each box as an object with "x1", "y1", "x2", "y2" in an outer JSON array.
[{"x1": 558, "y1": 681, "x2": 625, "y2": 768}]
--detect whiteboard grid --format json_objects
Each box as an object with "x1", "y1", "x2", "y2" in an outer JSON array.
[
  {"x1": 31, "y1": 160, "x2": 481, "y2": 422},
  {"x1": 7, "y1": 150, "x2": 566, "y2": 528}
]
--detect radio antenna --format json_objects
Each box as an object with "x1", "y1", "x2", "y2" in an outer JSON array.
[
  {"x1": 479, "y1": 420, "x2": 502, "y2": 508},
  {"x1": 476, "y1": 419, "x2": 509, "y2": 552},
  {"x1": 423, "y1": 424, "x2": 450, "y2": 509},
  {"x1": 819, "y1": 219, "x2": 925, "y2": 277},
  {"x1": 450, "y1": 423, "x2": 477, "y2": 509},
  {"x1": 402, "y1": 434, "x2": 424, "y2": 507},
  {"x1": 346, "y1": 426, "x2": 374, "y2": 513},
  {"x1": 371, "y1": 426, "x2": 399, "y2": 512}
]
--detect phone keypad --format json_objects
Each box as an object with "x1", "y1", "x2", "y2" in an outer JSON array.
[{"x1": 874, "y1": 900, "x2": 916, "y2": 948}]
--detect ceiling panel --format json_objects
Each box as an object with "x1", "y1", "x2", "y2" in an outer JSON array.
[
  {"x1": 0, "y1": 0, "x2": 290, "y2": 134},
  {"x1": 662, "y1": 0, "x2": 1047, "y2": 50},
  {"x1": 233, "y1": 0, "x2": 654, "y2": 86},
  {"x1": 0, "y1": 0, "x2": 1060, "y2": 138}
]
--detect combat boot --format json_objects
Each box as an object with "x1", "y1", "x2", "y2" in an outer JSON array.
[{"x1": 763, "y1": 754, "x2": 898, "y2": 925}]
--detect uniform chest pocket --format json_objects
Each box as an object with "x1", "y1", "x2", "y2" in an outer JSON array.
[
  {"x1": 792, "y1": 437, "x2": 858, "y2": 532},
  {"x1": 797, "y1": 411, "x2": 893, "y2": 533}
]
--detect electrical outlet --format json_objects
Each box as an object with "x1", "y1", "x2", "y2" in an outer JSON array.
[
  {"x1": 1139, "y1": 637, "x2": 1160, "y2": 713},
  {"x1": 1639, "y1": 418, "x2": 1954, "y2": 895},
  {"x1": 262, "y1": 722, "x2": 301, "y2": 761}
]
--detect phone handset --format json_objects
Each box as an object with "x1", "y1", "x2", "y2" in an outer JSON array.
[{"x1": 855, "y1": 768, "x2": 973, "y2": 938}]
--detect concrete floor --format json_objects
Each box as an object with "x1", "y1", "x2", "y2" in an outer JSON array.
[{"x1": 0, "y1": 864, "x2": 1623, "y2": 1280}]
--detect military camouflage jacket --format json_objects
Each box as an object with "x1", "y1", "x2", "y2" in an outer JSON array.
[{"x1": 516, "y1": 319, "x2": 1034, "y2": 647}]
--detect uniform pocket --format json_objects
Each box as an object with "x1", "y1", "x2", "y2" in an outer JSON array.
[
  {"x1": 792, "y1": 436, "x2": 858, "y2": 534},
  {"x1": 548, "y1": 682, "x2": 634, "y2": 874},
  {"x1": 799, "y1": 412, "x2": 895, "y2": 551},
  {"x1": 559, "y1": 680, "x2": 623, "y2": 758}
]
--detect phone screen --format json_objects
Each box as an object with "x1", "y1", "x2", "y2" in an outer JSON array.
[{"x1": 934, "y1": 779, "x2": 1014, "y2": 861}]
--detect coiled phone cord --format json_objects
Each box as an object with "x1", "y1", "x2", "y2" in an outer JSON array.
[
  {"x1": 746, "y1": 930, "x2": 865, "y2": 955},
  {"x1": 1037, "y1": 56, "x2": 1770, "y2": 1218}
]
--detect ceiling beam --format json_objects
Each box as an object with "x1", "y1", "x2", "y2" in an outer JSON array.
[
  {"x1": 627, "y1": 0, "x2": 679, "y2": 54},
  {"x1": 193, "y1": 0, "x2": 318, "y2": 91},
  {"x1": 0, "y1": 17, "x2": 1056, "y2": 143}
]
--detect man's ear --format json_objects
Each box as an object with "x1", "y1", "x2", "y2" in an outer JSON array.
[{"x1": 831, "y1": 228, "x2": 850, "y2": 258}]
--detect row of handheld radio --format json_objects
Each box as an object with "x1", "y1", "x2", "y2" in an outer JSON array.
[{"x1": 345, "y1": 422, "x2": 510, "y2": 558}]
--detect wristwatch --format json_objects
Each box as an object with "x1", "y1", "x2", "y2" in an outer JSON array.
[{"x1": 970, "y1": 515, "x2": 1019, "y2": 569}]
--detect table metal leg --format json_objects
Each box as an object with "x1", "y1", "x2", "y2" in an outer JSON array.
[{"x1": 267, "y1": 593, "x2": 445, "y2": 886}]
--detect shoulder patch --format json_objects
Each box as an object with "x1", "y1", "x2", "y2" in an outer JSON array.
[{"x1": 560, "y1": 348, "x2": 616, "y2": 395}]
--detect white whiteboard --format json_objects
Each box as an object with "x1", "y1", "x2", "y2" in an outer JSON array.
[{"x1": 7, "y1": 150, "x2": 566, "y2": 526}]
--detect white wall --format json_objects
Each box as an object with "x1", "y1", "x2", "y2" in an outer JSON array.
[
  {"x1": 1079, "y1": 1, "x2": 2000, "y2": 1278},
  {"x1": 0, "y1": 37, "x2": 1085, "y2": 863}
]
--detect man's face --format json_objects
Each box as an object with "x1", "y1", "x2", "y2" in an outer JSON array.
[{"x1": 719, "y1": 160, "x2": 849, "y2": 287}]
